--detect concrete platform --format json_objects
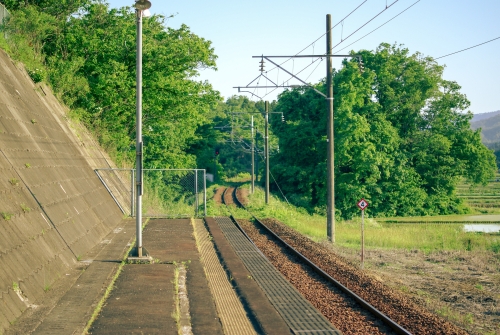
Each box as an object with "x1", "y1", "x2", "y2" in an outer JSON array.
[
  {"x1": 6, "y1": 217, "x2": 335, "y2": 334},
  {"x1": 90, "y1": 218, "x2": 224, "y2": 335},
  {"x1": 5, "y1": 218, "x2": 136, "y2": 335}
]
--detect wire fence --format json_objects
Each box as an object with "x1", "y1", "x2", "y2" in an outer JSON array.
[
  {"x1": 0, "y1": 3, "x2": 8, "y2": 28},
  {"x1": 0, "y1": 3, "x2": 9, "y2": 39},
  {"x1": 0, "y1": 3, "x2": 8, "y2": 23},
  {"x1": 95, "y1": 168, "x2": 206, "y2": 218}
]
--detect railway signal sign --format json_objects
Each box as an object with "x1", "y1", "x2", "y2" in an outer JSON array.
[
  {"x1": 357, "y1": 198, "x2": 369, "y2": 211},
  {"x1": 357, "y1": 198, "x2": 369, "y2": 270}
]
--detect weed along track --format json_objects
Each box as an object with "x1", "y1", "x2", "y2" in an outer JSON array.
[{"x1": 221, "y1": 187, "x2": 469, "y2": 335}]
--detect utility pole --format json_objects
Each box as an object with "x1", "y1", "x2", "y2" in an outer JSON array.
[
  {"x1": 234, "y1": 16, "x2": 363, "y2": 237},
  {"x1": 326, "y1": 14, "x2": 335, "y2": 243},
  {"x1": 265, "y1": 101, "x2": 270, "y2": 204},
  {"x1": 255, "y1": 128, "x2": 259, "y2": 183},
  {"x1": 251, "y1": 115, "x2": 255, "y2": 193}
]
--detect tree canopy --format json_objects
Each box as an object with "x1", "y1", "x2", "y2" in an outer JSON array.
[
  {"x1": 1, "y1": 1, "x2": 495, "y2": 218},
  {"x1": 270, "y1": 43, "x2": 496, "y2": 219},
  {"x1": 208, "y1": 96, "x2": 279, "y2": 180},
  {"x1": 1, "y1": 0, "x2": 221, "y2": 168}
]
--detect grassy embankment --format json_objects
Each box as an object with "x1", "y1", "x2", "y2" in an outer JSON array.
[{"x1": 206, "y1": 179, "x2": 500, "y2": 254}]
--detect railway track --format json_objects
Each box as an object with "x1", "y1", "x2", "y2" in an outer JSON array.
[{"x1": 218, "y1": 186, "x2": 469, "y2": 335}]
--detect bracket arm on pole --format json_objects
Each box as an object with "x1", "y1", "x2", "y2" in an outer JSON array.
[{"x1": 263, "y1": 57, "x2": 327, "y2": 98}]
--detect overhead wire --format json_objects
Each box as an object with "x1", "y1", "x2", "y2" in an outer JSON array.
[
  {"x1": 435, "y1": 36, "x2": 500, "y2": 60},
  {"x1": 224, "y1": 110, "x2": 290, "y2": 204},
  {"x1": 253, "y1": 142, "x2": 290, "y2": 205},
  {"x1": 333, "y1": 0, "x2": 421, "y2": 54},
  {"x1": 330, "y1": 0, "x2": 400, "y2": 51},
  {"x1": 266, "y1": 0, "x2": 370, "y2": 73},
  {"x1": 305, "y1": 58, "x2": 324, "y2": 82},
  {"x1": 265, "y1": 0, "x2": 403, "y2": 88}
]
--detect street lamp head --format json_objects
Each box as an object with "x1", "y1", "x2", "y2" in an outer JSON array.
[{"x1": 134, "y1": 0, "x2": 151, "y2": 10}]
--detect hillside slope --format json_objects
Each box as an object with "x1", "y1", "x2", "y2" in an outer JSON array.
[
  {"x1": 471, "y1": 110, "x2": 500, "y2": 123},
  {"x1": 471, "y1": 113, "x2": 500, "y2": 144},
  {"x1": 0, "y1": 48, "x2": 124, "y2": 332}
]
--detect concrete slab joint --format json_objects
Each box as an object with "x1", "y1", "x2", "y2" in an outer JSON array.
[{"x1": 177, "y1": 263, "x2": 193, "y2": 335}]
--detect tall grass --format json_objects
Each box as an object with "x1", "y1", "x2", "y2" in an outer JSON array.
[{"x1": 221, "y1": 183, "x2": 500, "y2": 253}]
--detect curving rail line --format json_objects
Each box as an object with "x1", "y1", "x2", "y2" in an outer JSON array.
[{"x1": 221, "y1": 187, "x2": 412, "y2": 335}]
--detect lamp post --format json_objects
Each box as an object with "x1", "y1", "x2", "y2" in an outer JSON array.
[{"x1": 132, "y1": 0, "x2": 151, "y2": 259}]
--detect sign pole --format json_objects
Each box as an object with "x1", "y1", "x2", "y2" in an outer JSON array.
[
  {"x1": 356, "y1": 198, "x2": 369, "y2": 270},
  {"x1": 361, "y1": 209, "x2": 365, "y2": 269}
]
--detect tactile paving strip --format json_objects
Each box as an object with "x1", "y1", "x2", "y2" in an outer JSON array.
[
  {"x1": 214, "y1": 217, "x2": 342, "y2": 335},
  {"x1": 192, "y1": 219, "x2": 257, "y2": 335}
]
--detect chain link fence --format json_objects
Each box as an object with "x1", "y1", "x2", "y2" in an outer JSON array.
[
  {"x1": 95, "y1": 168, "x2": 206, "y2": 218},
  {"x1": 0, "y1": 3, "x2": 9, "y2": 32},
  {"x1": 0, "y1": 3, "x2": 9, "y2": 23},
  {"x1": 0, "y1": 3, "x2": 10, "y2": 38}
]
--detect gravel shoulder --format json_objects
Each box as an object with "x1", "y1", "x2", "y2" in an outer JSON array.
[{"x1": 259, "y1": 218, "x2": 469, "y2": 335}]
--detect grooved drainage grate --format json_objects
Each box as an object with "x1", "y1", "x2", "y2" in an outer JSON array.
[
  {"x1": 192, "y1": 219, "x2": 257, "y2": 335},
  {"x1": 215, "y1": 217, "x2": 341, "y2": 335}
]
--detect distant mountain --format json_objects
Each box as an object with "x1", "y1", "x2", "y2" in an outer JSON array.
[
  {"x1": 471, "y1": 112, "x2": 500, "y2": 145},
  {"x1": 471, "y1": 110, "x2": 500, "y2": 123}
]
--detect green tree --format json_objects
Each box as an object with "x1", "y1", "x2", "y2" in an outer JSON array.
[
  {"x1": 208, "y1": 96, "x2": 278, "y2": 180},
  {"x1": 270, "y1": 43, "x2": 496, "y2": 219},
  {"x1": 2, "y1": 1, "x2": 221, "y2": 168}
]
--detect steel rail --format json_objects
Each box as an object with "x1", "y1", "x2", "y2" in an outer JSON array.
[
  {"x1": 220, "y1": 188, "x2": 259, "y2": 248},
  {"x1": 228, "y1": 187, "x2": 413, "y2": 335}
]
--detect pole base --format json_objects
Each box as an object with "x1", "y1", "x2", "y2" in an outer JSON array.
[{"x1": 127, "y1": 246, "x2": 153, "y2": 264}]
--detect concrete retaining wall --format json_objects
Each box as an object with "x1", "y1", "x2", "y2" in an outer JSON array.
[{"x1": 0, "y1": 49, "x2": 124, "y2": 332}]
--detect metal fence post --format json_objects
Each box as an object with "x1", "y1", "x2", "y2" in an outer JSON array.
[
  {"x1": 194, "y1": 170, "x2": 199, "y2": 217},
  {"x1": 203, "y1": 169, "x2": 207, "y2": 216},
  {"x1": 131, "y1": 169, "x2": 135, "y2": 217},
  {"x1": 1, "y1": 4, "x2": 10, "y2": 39},
  {"x1": 96, "y1": 168, "x2": 207, "y2": 218}
]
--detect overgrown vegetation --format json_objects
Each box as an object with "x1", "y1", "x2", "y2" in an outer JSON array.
[
  {"x1": 269, "y1": 44, "x2": 496, "y2": 219},
  {"x1": 0, "y1": 1, "x2": 496, "y2": 221},
  {"x1": 208, "y1": 96, "x2": 279, "y2": 179},
  {"x1": 0, "y1": 0, "x2": 221, "y2": 170}
]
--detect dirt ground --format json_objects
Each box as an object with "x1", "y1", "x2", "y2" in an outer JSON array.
[{"x1": 325, "y1": 244, "x2": 500, "y2": 335}]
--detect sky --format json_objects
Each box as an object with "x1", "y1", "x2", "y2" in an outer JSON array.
[{"x1": 106, "y1": 0, "x2": 500, "y2": 114}]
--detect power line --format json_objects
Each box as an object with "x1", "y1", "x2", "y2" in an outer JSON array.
[
  {"x1": 305, "y1": 57, "x2": 324, "y2": 82},
  {"x1": 265, "y1": 0, "x2": 402, "y2": 88},
  {"x1": 330, "y1": 0, "x2": 400, "y2": 51},
  {"x1": 435, "y1": 36, "x2": 500, "y2": 60},
  {"x1": 266, "y1": 0, "x2": 370, "y2": 73},
  {"x1": 333, "y1": 0, "x2": 421, "y2": 54}
]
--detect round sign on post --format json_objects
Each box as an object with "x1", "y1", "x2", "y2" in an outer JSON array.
[
  {"x1": 357, "y1": 198, "x2": 369, "y2": 211},
  {"x1": 357, "y1": 198, "x2": 368, "y2": 270}
]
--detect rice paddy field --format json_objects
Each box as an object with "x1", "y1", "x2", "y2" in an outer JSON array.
[
  {"x1": 378, "y1": 173, "x2": 500, "y2": 223},
  {"x1": 457, "y1": 173, "x2": 500, "y2": 214}
]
